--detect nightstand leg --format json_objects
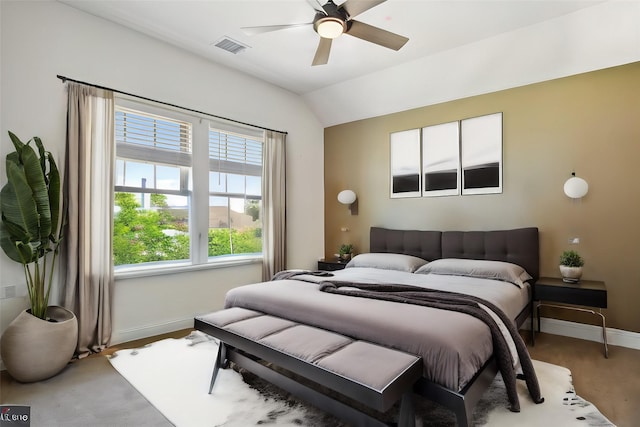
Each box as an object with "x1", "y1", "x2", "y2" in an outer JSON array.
[
  {"x1": 537, "y1": 303, "x2": 609, "y2": 358},
  {"x1": 596, "y1": 310, "x2": 609, "y2": 358}
]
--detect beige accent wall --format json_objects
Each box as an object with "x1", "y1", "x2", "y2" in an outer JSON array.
[{"x1": 324, "y1": 62, "x2": 640, "y2": 333}]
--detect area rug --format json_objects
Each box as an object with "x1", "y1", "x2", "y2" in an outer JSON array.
[{"x1": 108, "y1": 331, "x2": 615, "y2": 427}]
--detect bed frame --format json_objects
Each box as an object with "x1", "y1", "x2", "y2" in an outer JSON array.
[
  {"x1": 201, "y1": 226, "x2": 539, "y2": 426},
  {"x1": 369, "y1": 226, "x2": 539, "y2": 426}
]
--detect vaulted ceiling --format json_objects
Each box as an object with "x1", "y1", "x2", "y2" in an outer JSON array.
[{"x1": 61, "y1": 1, "x2": 638, "y2": 126}]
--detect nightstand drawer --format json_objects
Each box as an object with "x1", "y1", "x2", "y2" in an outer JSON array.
[
  {"x1": 317, "y1": 261, "x2": 347, "y2": 271},
  {"x1": 534, "y1": 277, "x2": 607, "y2": 308},
  {"x1": 535, "y1": 284, "x2": 606, "y2": 308}
]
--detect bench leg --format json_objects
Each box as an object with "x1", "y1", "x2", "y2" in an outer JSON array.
[
  {"x1": 209, "y1": 341, "x2": 228, "y2": 394},
  {"x1": 454, "y1": 406, "x2": 471, "y2": 427},
  {"x1": 397, "y1": 392, "x2": 415, "y2": 427}
]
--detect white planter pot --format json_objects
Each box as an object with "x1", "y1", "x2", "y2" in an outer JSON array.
[
  {"x1": 559, "y1": 265, "x2": 583, "y2": 283},
  {"x1": 0, "y1": 306, "x2": 78, "y2": 383}
]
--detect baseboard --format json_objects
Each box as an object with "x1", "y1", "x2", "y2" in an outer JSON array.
[
  {"x1": 110, "y1": 317, "x2": 194, "y2": 345},
  {"x1": 523, "y1": 316, "x2": 640, "y2": 351},
  {"x1": 4, "y1": 316, "x2": 638, "y2": 371},
  {"x1": 1, "y1": 318, "x2": 194, "y2": 372}
]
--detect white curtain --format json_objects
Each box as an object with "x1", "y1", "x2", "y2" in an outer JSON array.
[
  {"x1": 262, "y1": 130, "x2": 286, "y2": 281},
  {"x1": 62, "y1": 82, "x2": 115, "y2": 357}
]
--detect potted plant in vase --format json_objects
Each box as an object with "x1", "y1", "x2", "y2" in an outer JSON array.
[
  {"x1": 0, "y1": 131, "x2": 77, "y2": 383},
  {"x1": 559, "y1": 249, "x2": 584, "y2": 283},
  {"x1": 338, "y1": 244, "x2": 354, "y2": 262}
]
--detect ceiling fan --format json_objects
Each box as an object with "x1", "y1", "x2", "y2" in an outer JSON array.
[{"x1": 241, "y1": 0, "x2": 409, "y2": 66}]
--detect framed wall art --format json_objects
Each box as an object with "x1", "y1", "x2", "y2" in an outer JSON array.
[
  {"x1": 389, "y1": 112, "x2": 503, "y2": 199},
  {"x1": 460, "y1": 112, "x2": 503, "y2": 195},
  {"x1": 390, "y1": 128, "x2": 421, "y2": 198},
  {"x1": 422, "y1": 121, "x2": 460, "y2": 197}
]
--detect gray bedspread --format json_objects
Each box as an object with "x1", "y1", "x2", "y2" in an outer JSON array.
[
  {"x1": 317, "y1": 279, "x2": 542, "y2": 411},
  {"x1": 223, "y1": 267, "x2": 530, "y2": 392}
]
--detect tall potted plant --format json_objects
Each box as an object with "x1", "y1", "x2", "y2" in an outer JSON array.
[{"x1": 0, "y1": 131, "x2": 77, "y2": 382}]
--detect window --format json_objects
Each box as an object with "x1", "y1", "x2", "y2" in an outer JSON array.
[
  {"x1": 208, "y1": 129, "x2": 263, "y2": 257},
  {"x1": 113, "y1": 99, "x2": 263, "y2": 271}
]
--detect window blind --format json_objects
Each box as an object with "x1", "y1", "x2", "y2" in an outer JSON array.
[
  {"x1": 115, "y1": 107, "x2": 192, "y2": 167},
  {"x1": 209, "y1": 128, "x2": 262, "y2": 176}
]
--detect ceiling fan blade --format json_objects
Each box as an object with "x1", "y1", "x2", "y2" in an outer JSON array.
[
  {"x1": 307, "y1": 0, "x2": 327, "y2": 15},
  {"x1": 346, "y1": 20, "x2": 408, "y2": 50},
  {"x1": 312, "y1": 37, "x2": 332, "y2": 66},
  {"x1": 340, "y1": 0, "x2": 386, "y2": 18},
  {"x1": 241, "y1": 23, "x2": 312, "y2": 36}
]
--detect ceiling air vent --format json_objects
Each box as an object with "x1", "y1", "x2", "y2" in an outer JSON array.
[{"x1": 213, "y1": 37, "x2": 249, "y2": 55}]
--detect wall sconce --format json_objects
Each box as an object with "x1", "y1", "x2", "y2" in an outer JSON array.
[
  {"x1": 564, "y1": 172, "x2": 589, "y2": 199},
  {"x1": 337, "y1": 190, "x2": 358, "y2": 215}
]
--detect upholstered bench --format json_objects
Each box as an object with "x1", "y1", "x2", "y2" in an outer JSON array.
[{"x1": 195, "y1": 307, "x2": 423, "y2": 427}]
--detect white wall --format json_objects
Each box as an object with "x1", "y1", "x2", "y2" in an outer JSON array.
[{"x1": 0, "y1": 0, "x2": 325, "y2": 344}]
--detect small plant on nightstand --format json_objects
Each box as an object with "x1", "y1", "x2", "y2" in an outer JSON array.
[
  {"x1": 338, "y1": 244, "x2": 354, "y2": 262},
  {"x1": 559, "y1": 249, "x2": 584, "y2": 283}
]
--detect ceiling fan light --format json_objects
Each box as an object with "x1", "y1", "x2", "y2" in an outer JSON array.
[{"x1": 315, "y1": 18, "x2": 345, "y2": 39}]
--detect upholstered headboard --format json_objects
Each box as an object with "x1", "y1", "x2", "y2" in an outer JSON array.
[{"x1": 370, "y1": 227, "x2": 539, "y2": 281}]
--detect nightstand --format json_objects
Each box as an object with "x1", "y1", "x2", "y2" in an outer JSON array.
[
  {"x1": 533, "y1": 277, "x2": 608, "y2": 357},
  {"x1": 317, "y1": 260, "x2": 348, "y2": 271}
]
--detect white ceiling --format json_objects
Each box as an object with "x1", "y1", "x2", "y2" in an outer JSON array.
[
  {"x1": 62, "y1": 0, "x2": 602, "y2": 94},
  {"x1": 60, "y1": 1, "x2": 639, "y2": 126}
]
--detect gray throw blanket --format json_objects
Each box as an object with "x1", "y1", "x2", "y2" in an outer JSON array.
[
  {"x1": 318, "y1": 280, "x2": 544, "y2": 412},
  {"x1": 272, "y1": 270, "x2": 335, "y2": 280}
]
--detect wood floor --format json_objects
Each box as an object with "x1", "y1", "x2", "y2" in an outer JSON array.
[
  {"x1": 8, "y1": 329, "x2": 637, "y2": 426},
  {"x1": 92, "y1": 328, "x2": 193, "y2": 358},
  {"x1": 523, "y1": 331, "x2": 639, "y2": 427},
  {"x1": 107, "y1": 329, "x2": 639, "y2": 426}
]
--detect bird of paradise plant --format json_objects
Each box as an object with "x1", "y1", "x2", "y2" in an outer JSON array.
[{"x1": 0, "y1": 131, "x2": 64, "y2": 319}]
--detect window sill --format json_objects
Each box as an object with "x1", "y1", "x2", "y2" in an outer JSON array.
[{"x1": 115, "y1": 255, "x2": 262, "y2": 280}]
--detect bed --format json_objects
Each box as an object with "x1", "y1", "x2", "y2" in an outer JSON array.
[{"x1": 201, "y1": 227, "x2": 542, "y2": 426}]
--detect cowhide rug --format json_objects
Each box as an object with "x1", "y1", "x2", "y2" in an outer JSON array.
[{"x1": 108, "y1": 331, "x2": 615, "y2": 427}]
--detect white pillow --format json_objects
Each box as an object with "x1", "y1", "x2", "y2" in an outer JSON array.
[
  {"x1": 345, "y1": 253, "x2": 428, "y2": 273},
  {"x1": 414, "y1": 258, "x2": 532, "y2": 288}
]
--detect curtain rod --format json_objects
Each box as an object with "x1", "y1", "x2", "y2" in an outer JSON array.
[{"x1": 56, "y1": 75, "x2": 288, "y2": 135}]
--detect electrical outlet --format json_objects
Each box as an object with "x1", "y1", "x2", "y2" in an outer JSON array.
[
  {"x1": 568, "y1": 237, "x2": 580, "y2": 244},
  {"x1": 0, "y1": 284, "x2": 27, "y2": 299},
  {"x1": 1, "y1": 285, "x2": 17, "y2": 299}
]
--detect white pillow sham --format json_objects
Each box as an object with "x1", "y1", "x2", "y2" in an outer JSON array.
[
  {"x1": 414, "y1": 258, "x2": 532, "y2": 288},
  {"x1": 346, "y1": 253, "x2": 428, "y2": 273}
]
